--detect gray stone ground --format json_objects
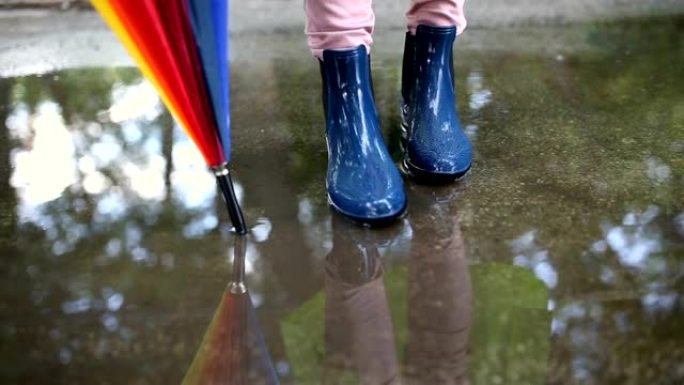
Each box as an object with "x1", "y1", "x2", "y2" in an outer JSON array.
[{"x1": 1, "y1": 0, "x2": 683, "y2": 77}]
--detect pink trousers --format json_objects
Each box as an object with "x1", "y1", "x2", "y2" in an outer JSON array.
[{"x1": 305, "y1": 0, "x2": 466, "y2": 59}]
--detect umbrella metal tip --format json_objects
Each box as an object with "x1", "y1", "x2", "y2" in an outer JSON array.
[
  {"x1": 230, "y1": 226, "x2": 250, "y2": 235},
  {"x1": 209, "y1": 162, "x2": 230, "y2": 176},
  {"x1": 228, "y1": 281, "x2": 247, "y2": 294}
]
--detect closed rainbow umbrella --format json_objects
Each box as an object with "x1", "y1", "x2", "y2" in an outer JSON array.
[{"x1": 92, "y1": 0, "x2": 247, "y2": 234}]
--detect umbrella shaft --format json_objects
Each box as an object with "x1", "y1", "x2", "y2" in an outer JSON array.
[
  {"x1": 215, "y1": 172, "x2": 248, "y2": 235},
  {"x1": 230, "y1": 235, "x2": 247, "y2": 293}
]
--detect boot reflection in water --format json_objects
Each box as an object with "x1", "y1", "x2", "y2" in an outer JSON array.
[
  {"x1": 323, "y1": 215, "x2": 401, "y2": 385},
  {"x1": 322, "y1": 181, "x2": 471, "y2": 385},
  {"x1": 404, "y1": 183, "x2": 472, "y2": 385},
  {"x1": 304, "y1": 0, "x2": 472, "y2": 224}
]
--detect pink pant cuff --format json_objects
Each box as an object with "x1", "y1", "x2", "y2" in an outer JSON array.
[
  {"x1": 305, "y1": 0, "x2": 466, "y2": 58},
  {"x1": 406, "y1": 0, "x2": 467, "y2": 35},
  {"x1": 305, "y1": 0, "x2": 374, "y2": 60}
]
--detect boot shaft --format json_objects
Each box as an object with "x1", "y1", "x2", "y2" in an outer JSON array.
[
  {"x1": 412, "y1": 25, "x2": 457, "y2": 106},
  {"x1": 319, "y1": 46, "x2": 378, "y2": 136},
  {"x1": 401, "y1": 25, "x2": 472, "y2": 182},
  {"x1": 402, "y1": 26, "x2": 457, "y2": 131}
]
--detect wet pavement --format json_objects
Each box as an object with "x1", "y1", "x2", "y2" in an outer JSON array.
[{"x1": 1, "y1": 13, "x2": 684, "y2": 385}]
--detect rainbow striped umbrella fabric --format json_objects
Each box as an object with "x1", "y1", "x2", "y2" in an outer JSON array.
[{"x1": 92, "y1": 0, "x2": 247, "y2": 233}]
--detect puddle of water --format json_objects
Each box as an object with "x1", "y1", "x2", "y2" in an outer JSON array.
[{"x1": 1, "y1": 15, "x2": 683, "y2": 385}]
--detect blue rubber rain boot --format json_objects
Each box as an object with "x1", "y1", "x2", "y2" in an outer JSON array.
[
  {"x1": 402, "y1": 25, "x2": 473, "y2": 184},
  {"x1": 320, "y1": 45, "x2": 407, "y2": 225}
]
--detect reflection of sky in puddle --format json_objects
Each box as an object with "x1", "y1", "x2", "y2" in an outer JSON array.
[
  {"x1": 1, "y1": 32, "x2": 682, "y2": 383},
  {"x1": 546, "y1": 209, "x2": 681, "y2": 385},
  {"x1": 467, "y1": 70, "x2": 492, "y2": 112},
  {"x1": 644, "y1": 156, "x2": 671, "y2": 184},
  {"x1": 601, "y1": 206, "x2": 663, "y2": 271},
  {"x1": 514, "y1": 204, "x2": 681, "y2": 353},
  {"x1": 510, "y1": 229, "x2": 558, "y2": 289},
  {"x1": 3, "y1": 75, "x2": 255, "y2": 325},
  {"x1": 297, "y1": 197, "x2": 332, "y2": 259},
  {"x1": 675, "y1": 213, "x2": 684, "y2": 236},
  {"x1": 9, "y1": 101, "x2": 77, "y2": 207},
  {"x1": 251, "y1": 217, "x2": 273, "y2": 243},
  {"x1": 7, "y1": 79, "x2": 221, "y2": 225},
  {"x1": 107, "y1": 80, "x2": 160, "y2": 123},
  {"x1": 464, "y1": 69, "x2": 492, "y2": 142},
  {"x1": 172, "y1": 133, "x2": 218, "y2": 209}
]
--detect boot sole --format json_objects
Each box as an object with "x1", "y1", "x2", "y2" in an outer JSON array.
[
  {"x1": 402, "y1": 158, "x2": 471, "y2": 185},
  {"x1": 328, "y1": 196, "x2": 408, "y2": 228}
]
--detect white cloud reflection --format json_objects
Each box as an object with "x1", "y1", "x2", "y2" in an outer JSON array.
[
  {"x1": 467, "y1": 70, "x2": 493, "y2": 112},
  {"x1": 10, "y1": 102, "x2": 77, "y2": 208},
  {"x1": 6, "y1": 102, "x2": 31, "y2": 139},
  {"x1": 122, "y1": 157, "x2": 166, "y2": 201},
  {"x1": 510, "y1": 230, "x2": 558, "y2": 289},
  {"x1": 297, "y1": 197, "x2": 332, "y2": 260},
  {"x1": 171, "y1": 134, "x2": 216, "y2": 209},
  {"x1": 9, "y1": 92, "x2": 223, "y2": 225},
  {"x1": 602, "y1": 206, "x2": 662, "y2": 270},
  {"x1": 674, "y1": 212, "x2": 684, "y2": 237},
  {"x1": 107, "y1": 80, "x2": 161, "y2": 123},
  {"x1": 644, "y1": 156, "x2": 671, "y2": 184}
]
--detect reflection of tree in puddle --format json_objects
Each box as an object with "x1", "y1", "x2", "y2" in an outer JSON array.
[
  {"x1": 451, "y1": 17, "x2": 684, "y2": 384},
  {"x1": 0, "y1": 57, "x2": 333, "y2": 380},
  {"x1": 0, "y1": 78, "x2": 17, "y2": 239},
  {"x1": 6, "y1": 69, "x2": 226, "y2": 226},
  {"x1": 545, "y1": 204, "x2": 683, "y2": 383},
  {"x1": 1, "y1": 15, "x2": 683, "y2": 385},
  {"x1": 503, "y1": 206, "x2": 683, "y2": 383},
  {"x1": 0, "y1": 68, "x2": 254, "y2": 383}
]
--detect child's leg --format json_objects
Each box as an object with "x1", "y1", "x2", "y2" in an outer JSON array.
[
  {"x1": 304, "y1": 0, "x2": 375, "y2": 59},
  {"x1": 406, "y1": 0, "x2": 467, "y2": 34}
]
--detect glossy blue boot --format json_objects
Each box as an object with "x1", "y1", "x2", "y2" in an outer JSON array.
[
  {"x1": 320, "y1": 45, "x2": 407, "y2": 225},
  {"x1": 402, "y1": 25, "x2": 473, "y2": 184}
]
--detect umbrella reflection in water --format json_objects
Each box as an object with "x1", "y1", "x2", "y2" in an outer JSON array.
[{"x1": 181, "y1": 236, "x2": 279, "y2": 385}]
